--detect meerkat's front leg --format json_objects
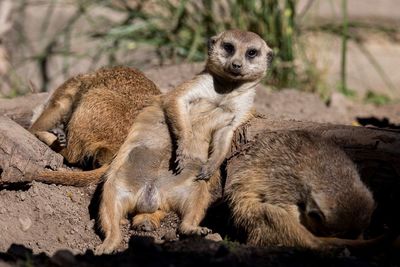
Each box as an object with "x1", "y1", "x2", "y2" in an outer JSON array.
[
  {"x1": 163, "y1": 91, "x2": 196, "y2": 172},
  {"x1": 196, "y1": 126, "x2": 234, "y2": 180}
]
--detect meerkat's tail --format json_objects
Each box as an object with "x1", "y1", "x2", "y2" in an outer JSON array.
[
  {"x1": 31, "y1": 164, "x2": 108, "y2": 187},
  {"x1": 321, "y1": 233, "x2": 392, "y2": 251}
]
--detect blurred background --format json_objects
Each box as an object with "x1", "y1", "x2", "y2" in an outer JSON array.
[{"x1": 0, "y1": 0, "x2": 399, "y2": 109}]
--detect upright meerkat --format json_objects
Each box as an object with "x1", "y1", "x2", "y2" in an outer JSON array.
[
  {"x1": 29, "y1": 66, "x2": 160, "y2": 184},
  {"x1": 96, "y1": 30, "x2": 273, "y2": 254},
  {"x1": 226, "y1": 130, "x2": 377, "y2": 250}
]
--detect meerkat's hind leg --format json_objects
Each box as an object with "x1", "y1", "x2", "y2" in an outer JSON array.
[
  {"x1": 33, "y1": 131, "x2": 58, "y2": 147},
  {"x1": 30, "y1": 86, "x2": 78, "y2": 135},
  {"x1": 96, "y1": 179, "x2": 130, "y2": 254},
  {"x1": 132, "y1": 210, "x2": 167, "y2": 232},
  {"x1": 234, "y1": 201, "x2": 323, "y2": 249},
  {"x1": 177, "y1": 180, "x2": 212, "y2": 236}
]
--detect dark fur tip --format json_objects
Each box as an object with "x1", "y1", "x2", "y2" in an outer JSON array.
[{"x1": 267, "y1": 51, "x2": 274, "y2": 67}]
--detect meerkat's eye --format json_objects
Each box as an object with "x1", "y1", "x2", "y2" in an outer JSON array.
[
  {"x1": 246, "y1": 49, "x2": 258, "y2": 59},
  {"x1": 222, "y1": 42, "x2": 235, "y2": 54}
]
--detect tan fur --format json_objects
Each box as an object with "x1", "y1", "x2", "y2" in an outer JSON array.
[
  {"x1": 226, "y1": 130, "x2": 377, "y2": 250},
  {"x1": 29, "y1": 66, "x2": 160, "y2": 185},
  {"x1": 96, "y1": 30, "x2": 273, "y2": 254}
]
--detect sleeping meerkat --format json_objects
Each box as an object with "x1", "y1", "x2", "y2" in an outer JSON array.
[
  {"x1": 28, "y1": 67, "x2": 161, "y2": 185},
  {"x1": 29, "y1": 66, "x2": 160, "y2": 167},
  {"x1": 226, "y1": 130, "x2": 377, "y2": 250},
  {"x1": 95, "y1": 30, "x2": 273, "y2": 254}
]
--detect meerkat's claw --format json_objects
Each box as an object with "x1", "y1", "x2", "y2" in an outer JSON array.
[
  {"x1": 179, "y1": 226, "x2": 212, "y2": 236},
  {"x1": 49, "y1": 126, "x2": 67, "y2": 147},
  {"x1": 175, "y1": 151, "x2": 190, "y2": 172},
  {"x1": 195, "y1": 166, "x2": 213, "y2": 181}
]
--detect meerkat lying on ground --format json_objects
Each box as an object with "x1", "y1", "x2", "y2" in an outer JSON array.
[
  {"x1": 95, "y1": 30, "x2": 273, "y2": 254},
  {"x1": 29, "y1": 66, "x2": 161, "y2": 185},
  {"x1": 226, "y1": 130, "x2": 377, "y2": 250}
]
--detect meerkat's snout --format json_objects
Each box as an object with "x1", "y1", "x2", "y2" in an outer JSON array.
[{"x1": 230, "y1": 59, "x2": 242, "y2": 73}]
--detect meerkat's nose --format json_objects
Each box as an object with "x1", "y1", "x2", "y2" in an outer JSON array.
[{"x1": 231, "y1": 60, "x2": 242, "y2": 70}]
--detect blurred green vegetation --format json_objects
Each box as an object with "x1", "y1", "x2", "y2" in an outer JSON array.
[
  {"x1": 2, "y1": 0, "x2": 398, "y2": 101},
  {"x1": 97, "y1": 0, "x2": 297, "y2": 88},
  {"x1": 364, "y1": 91, "x2": 391, "y2": 106}
]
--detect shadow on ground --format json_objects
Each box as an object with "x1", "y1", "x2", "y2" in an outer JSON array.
[{"x1": 2, "y1": 235, "x2": 400, "y2": 267}]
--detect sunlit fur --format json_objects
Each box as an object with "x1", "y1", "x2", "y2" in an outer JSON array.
[{"x1": 96, "y1": 30, "x2": 272, "y2": 254}]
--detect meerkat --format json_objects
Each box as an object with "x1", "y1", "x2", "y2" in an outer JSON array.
[
  {"x1": 28, "y1": 66, "x2": 160, "y2": 184},
  {"x1": 95, "y1": 30, "x2": 273, "y2": 254},
  {"x1": 225, "y1": 130, "x2": 378, "y2": 250}
]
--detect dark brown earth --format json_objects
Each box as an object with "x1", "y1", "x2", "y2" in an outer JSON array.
[{"x1": 0, "y1": 63, "x2": 399, "y2": 267}]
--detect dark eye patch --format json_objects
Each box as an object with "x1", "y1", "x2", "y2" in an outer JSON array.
[
  {"x1": 246, "y1": 48, "x2": 258, "y2": 59},
  {"x1": 222, "y1": 42, "x2": 235, "y2": 54}
]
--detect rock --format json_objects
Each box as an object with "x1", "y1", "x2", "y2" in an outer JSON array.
[
  {"x1": 19, "y1": 192, "x2": 26, "y2": 201},
  {"x1": 7, "y1": 244, "x2": 33, "y2": 259},
  {"x1": 51, "y1": 250, "x2": 77, "y2": 266},
  {"x1": 205, "y1": 233, "x2": 223, "y2": 242},
  {"x1": 32, "y1": 184, "x2": 39, "y2": 195},
  {"x1": 162, "y1": 230, "x2": 178, "y2": 242}
]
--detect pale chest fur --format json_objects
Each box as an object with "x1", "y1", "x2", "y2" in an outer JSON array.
[{"x1": 186, "y1": 74, "x2": 256, "y2": 132}]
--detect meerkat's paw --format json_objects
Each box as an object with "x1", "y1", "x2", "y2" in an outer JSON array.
[
  {"x1": 175, "y1": 141, "x2": 204, "y2": 173},
  {"x1": 95, "y1": 242, "x2": 117, "y2": 255},
  {"x1": 95, "y1": 233, "x2": 122, "y2": 255},
  {"x1": 49, "y1": 125, "x2": 67, "y2": 147},
  {"x1": 132, "y1": 213, "x2": 163, "y2": 232},
  {"x1": 179, "y1": 225, "x2": 212, "y2": 236},
  {"x1": 132, "y1": 219, "x2": 158, "y2": 232},
  {"x1": 120, "y1": 218, "x2": 130, "y2": 225},
  {"x1": 175, "y1": 146, "x2": 194, "y2": 172},
  {"x1": 196, "y1": 165, "x2": 215, "y2": 181}
]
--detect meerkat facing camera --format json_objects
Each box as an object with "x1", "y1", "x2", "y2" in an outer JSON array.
[
  {"x1": 96, "y1": 30, "x2": 273, "y2": 254},
  {"x1": 226, "y1": 130, "x2": 377, "y2": 250}
]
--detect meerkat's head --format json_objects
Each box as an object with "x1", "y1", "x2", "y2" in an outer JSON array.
[
  {"x1": 206, "y1": 30, "x2": 273, "y2": 82},
  {"x1": 303, "y1": 179, "x2": 375, "y2": 239}
]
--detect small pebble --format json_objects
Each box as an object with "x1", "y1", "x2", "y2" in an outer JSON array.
[
  {"x1": 18, "y1": 217, "x2": 32, "y2": 231},
  {"x1": 32, "y1": 185, "x2": 39, "y2": 195},
  {"x1": 205, "y1": 233, "x2": 223, "y2": 242}
]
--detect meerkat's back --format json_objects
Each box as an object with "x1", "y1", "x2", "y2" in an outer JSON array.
[{"x1": 30, "y1": 66, "x2": 161, "y2": 166}]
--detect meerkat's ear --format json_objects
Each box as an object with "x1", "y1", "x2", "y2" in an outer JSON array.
[
  {"x1": 307, "y1": 192, "x2": 328, "y2": 224},
  {"x1": 207, "y1": 35, "x2": 218, "y2": 56},
  {"x1": 267, "y1": 50, "x2": 274, "y2": 67}
]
